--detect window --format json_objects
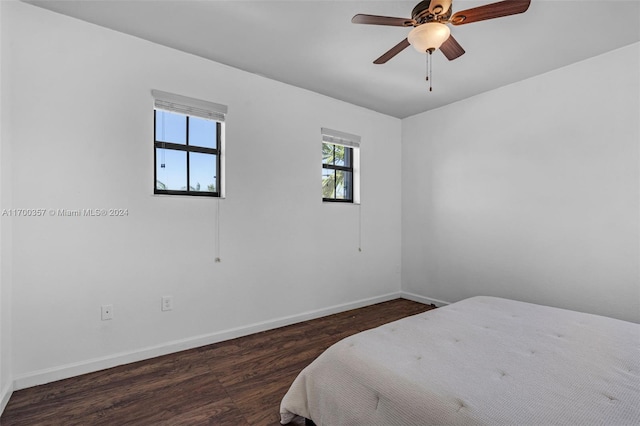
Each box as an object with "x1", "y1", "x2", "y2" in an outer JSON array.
[
  {"x1": 154, "y1": 110, "x2": 220, "y2": 196},
  {"x1": 152, "y1": 90, "x2": 227, "y2": 197},
  {"x1": 322, "y1": 143, "x2": 353, "y2": 201},
  {"x1": 321, "y1": 128, "x2": 360, "y2": 203}
]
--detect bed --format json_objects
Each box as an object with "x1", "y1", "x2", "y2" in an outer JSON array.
[{"x1": 280, "y1": 296, "x2": 640, "y2": 425}]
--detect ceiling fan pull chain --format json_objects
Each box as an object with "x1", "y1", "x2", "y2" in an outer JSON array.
[
  {"x1": 430, "y1": 50, "x2": 433, "y2": 91},
  {"x1": 428, "y1": 49, "x2": 433, "y2": 92},
  {"x1": 425, "y1": 52, "x2": 429, "y2": 82}
]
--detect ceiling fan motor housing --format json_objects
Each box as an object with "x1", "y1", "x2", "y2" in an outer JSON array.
[{"x1": 412, "y1": 0, "x2": 453, "y2": 24}]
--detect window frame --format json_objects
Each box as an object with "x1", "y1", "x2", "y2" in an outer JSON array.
[
  {"x1": 322, "y1": 142, "x2": 354, "y2": 203},
  {"x1": 154, "y1": 109, "x2": 221, "y2": 197}
]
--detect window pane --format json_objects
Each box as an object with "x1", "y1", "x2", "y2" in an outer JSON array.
[
  {"x1": 155, "y1": 110, "x2": 186, "y2": 144},
  {"x1": 156, "y1": 148, "x2": 186, "y2": 190},
  {"x1": 322, "y1": 169, "x2": 335, "y2": 199},
  {"x1": 189, "y1": 116, "x2": 217, "y2": 149},
  {"x1": 343, "y1": 147, "x2": 352, "y2": 167},
  {"x1": 334, "y1": 145, "x2": 346, "y2": 166},
  {"x1": 189, "y1": 152, "x2": 217, "y2": 192},
  {"x1": 322, "y1": 143, "x2": 334, "y2": 165},
  {"x1": 335, "y1": 170, "x2": 352, "y2": 200}
]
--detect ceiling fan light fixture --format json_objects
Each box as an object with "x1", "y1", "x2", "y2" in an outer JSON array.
[{"x1": 408, "y1": 22, "x2": 451, "y2": 52}]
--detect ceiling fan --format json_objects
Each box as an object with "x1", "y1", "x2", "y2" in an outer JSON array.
[{"x1": 352, "y1": 0, "x2": 531, "y2": 88}]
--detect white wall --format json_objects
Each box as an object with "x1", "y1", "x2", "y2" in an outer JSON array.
[
  {"x1": 0, "y1": 0, "x2": 14, "y2": 413},
  {"x1": 402, "y1": 43, "x2": 640, "y2": 323},
  {"x1": 5, "y1": 1, "x2": 401, "y2": 387}
]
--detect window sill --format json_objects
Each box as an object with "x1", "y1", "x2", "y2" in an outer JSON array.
[
  {"x1": 151, "y1": 193, "x2": 225, "y2": 200},
  {"x1": 322, "y1": 200, "x2": 360, "y2": 206}
]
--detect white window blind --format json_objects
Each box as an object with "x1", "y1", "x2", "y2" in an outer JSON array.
[
  {"x1": 151, "y1": 90, "x2": 227, "y2": 122},
  {"x1": 321, "y1": 127, "x2": 360, "y2": 148}
]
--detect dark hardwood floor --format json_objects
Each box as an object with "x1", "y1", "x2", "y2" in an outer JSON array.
[{"x1": 1, "y1": 298, "x2": 435, "y2": 426}]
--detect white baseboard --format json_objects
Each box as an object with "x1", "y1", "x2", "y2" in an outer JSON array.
[
  {"x1": 13, "y1": 291, "x2": 402, "y2": 391},
  {"x1": 1, "y1": 380, "x2": 13, "y2": 416},
  {"x1": 401, "y1": 291, "x2": 450, "y2": 307}
]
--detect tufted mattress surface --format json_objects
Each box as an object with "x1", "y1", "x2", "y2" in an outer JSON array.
[{"x1": 280, "y1": 296, "x2": 640, "y2": 425}]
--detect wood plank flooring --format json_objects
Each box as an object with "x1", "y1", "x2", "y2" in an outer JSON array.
[{"x1": 1, "y1": 298, "x2": 435, "y2": 426}]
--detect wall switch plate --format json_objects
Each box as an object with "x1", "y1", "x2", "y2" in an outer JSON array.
[
  {"x1": 101, "y1": 304, "x2": 113, "y2": 320},
  {"x1": 161, "y1": 296, "x2": 173, "y2": 311}
]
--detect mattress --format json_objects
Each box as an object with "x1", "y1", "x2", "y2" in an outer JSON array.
[{"x1": 280, "y1": 296, "x2": 640, "y2": 425}]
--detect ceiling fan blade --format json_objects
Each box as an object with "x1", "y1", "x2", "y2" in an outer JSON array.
[
  {"x1": 439, "y1": 35, "x2": 465, "y2": 60},
  {"x1": 374, "y1": 38, "x2": 411, "y2": 64},
  {"x1": 352, "y1": 14, "x2": 416, "y2": 27},
  {"x1": 450, "y1": 0, "x2": 530, "y2": 25}
]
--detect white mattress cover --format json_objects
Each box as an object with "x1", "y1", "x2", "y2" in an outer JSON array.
[{"x1": 280, "y1": 296, "x2": 640, "y2": 425}]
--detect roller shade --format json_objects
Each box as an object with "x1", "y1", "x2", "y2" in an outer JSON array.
[
  {"x1": 321, "y1": 127, "x2": 360, "y2": 148},
  {"x1": 152, "y1": 90, "x2": 227, "y2": 122}
]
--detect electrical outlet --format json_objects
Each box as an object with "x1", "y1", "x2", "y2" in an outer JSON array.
[
  {"x1": 101, "y1": 304, "x2": 113, "y2": 320},
  {"x1": 161, "y1": 296, "x2": 173, "y2": 311}
]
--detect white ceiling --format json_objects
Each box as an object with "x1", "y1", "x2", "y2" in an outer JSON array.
[{"x1": 25, "y1": 0, "x2": 640, "y2": 118}]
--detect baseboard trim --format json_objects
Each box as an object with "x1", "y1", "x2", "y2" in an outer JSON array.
[
  {"x1": 401, "y1": 291, "x2": 450, "y2": 307},
  {"x1": 1, "y1": 380, "x2": 13, "y2": 416},
  {"x1": 13, "y1": 291, "x2": 402, "y2": 390}
]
